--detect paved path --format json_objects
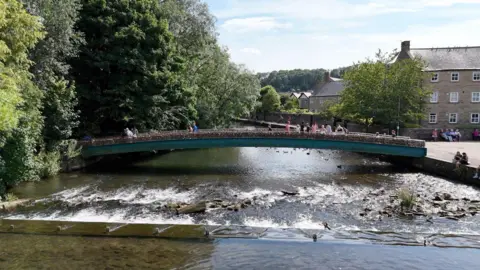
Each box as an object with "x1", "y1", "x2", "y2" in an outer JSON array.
[{"x1": 426, "y1": 142, "x2": 480, "y2": 167}]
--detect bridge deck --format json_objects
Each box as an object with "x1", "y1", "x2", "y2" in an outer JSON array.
[{"x1": 78, "y1": 130, "x2": 426, "y2": 158}]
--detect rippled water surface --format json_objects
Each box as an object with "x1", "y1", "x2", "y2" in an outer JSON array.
[{"x1": 3, "y1": 145, "x2": 480, "y2": 268}]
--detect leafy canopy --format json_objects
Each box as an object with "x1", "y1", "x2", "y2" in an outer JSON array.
[
  {"x1": 71, "y1": 0, "x2": 194, "y2": 134},
  {"x1": 260, "y1": 85, "x2": 281, "y2": 113},
  {"x1": 339, "y1": 50, "x2": 431, "y2": 126}
]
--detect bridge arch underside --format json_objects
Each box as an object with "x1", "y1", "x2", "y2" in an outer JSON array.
[{"x1": 82, "y1": 138, "x2": 427, "y2": 158}]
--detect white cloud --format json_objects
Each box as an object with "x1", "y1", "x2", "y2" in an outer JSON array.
[
  {"x1": 221, "y1": 17, "x2": 292, "y2": 33},
  {"x1": 418, "y1": 0, "x2": 480, "y2": 6},
  {"x1": 222, "y1": 19, "x2": 480, "y2": 72},
  {"x1": 213, "y1": 0, "x2": 417, "y2": 20},
  {"x1": 240, "y1": 48, "x2": 261, "y2": 55},
  {"x1": 208, "y1": 0, "x2": 480, "y2": 72}
]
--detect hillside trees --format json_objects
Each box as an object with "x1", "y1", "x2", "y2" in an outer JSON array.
[{"x1": 258, "y1": 69, "x2": 325, "y2": 92}]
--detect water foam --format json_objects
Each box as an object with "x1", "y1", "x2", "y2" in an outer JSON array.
[{"x1": 5, "y1": 208, "x2": 195, "y2": 225}]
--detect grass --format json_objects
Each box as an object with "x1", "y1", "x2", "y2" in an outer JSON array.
[
  {"x1": 397, "y1": 188, "x2": 416, "y2": 210},
  {"x1": 4, "y1": 193, "x2": 19, "y2": 202}
]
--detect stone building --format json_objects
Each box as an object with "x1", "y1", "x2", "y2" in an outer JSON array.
[
  {"x1": 298, "y1": 92, "x2": 311, "y2": 109},
  {"x1": 395, "y1": 41, "x2": 480, "y2": 128},
  {"x1": 308, "y1": 72, "x2": 344, "y2": 112}
]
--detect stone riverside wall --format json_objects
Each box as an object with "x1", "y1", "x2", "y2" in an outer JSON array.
[
  {"x1": 78, "y1": 130, "x2": 425, "y2": 148},
  {"x1": 386, "y1": 156, "x2": 480, "y2": 188},
  {"x1": 252, "y1": 113, "x2": 477, "y2": 140},
  {"x1": 400, "y1": 128, "x2": 476, "y2": 141},
  {"x1": 253, "y1": 112, "x2": 329, "y2": 126}
]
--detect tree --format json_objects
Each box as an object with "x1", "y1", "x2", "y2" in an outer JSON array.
[
  {"x1": 258, "y1": 69, "x2": 326, "y2": 92},
  {"x1": 71, "y1": 0, "x2": 195, "y2": 134},
  {"x1": 159, "y1": 0, "x2": 259, "y2": 128},
  {"x1": 0, "y1": 0, "x2": 45, "y2": 196},
  {"x1": 339, "y1": 50, "x2": 431, "y2": 128},
  {"x1": 22, "y1": 0, "x2": 83, "y2": 150},
  {"x1": 194, "y1": 46, "x2": 259, "y2": 128},
  {"x1": 260, "y1": 86, "x2": 281, "y2": 113},
  {"x1": 282, "y1": 96, "x2": 299, "y2": 111}
]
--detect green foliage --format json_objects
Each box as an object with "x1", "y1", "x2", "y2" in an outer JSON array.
[
  {"x1": 36, "y1": 151, "x2": 61, "y2": 179},
  {"x1": 22, "y1": 0, "x2": 83, "y2": 150},
  {"x1": 3, "y1": 193, "x2": 19, "y2": 202},
  {"x1": 398, "y1": 188, "x2": 417, "y2": 210},
  {"x1": 159, "y1": 0, "x2": 260, "y2": 128},
  {"x1": 259, "y1": 86, "x2": 281, "y2": 113},
  {"x1": 316, "y1": 100, "x2": 341, "y2": 120},
  {"x1": 72, "y1": 0, "x2": 195, "y2": 133},
  {"x1": 283, "y1": 96, "x2": 299, "y2": 111},
  {"x1": 60, "y1": 139, "x2": 82, "y2": 159},
  {"x1": 258, "y1": 69, "x2": 325, "y2": 92},
  {"x1": 0, "y1": 0, "x2": 44, "y2": 134},
  {"x1": 339, "y1": 50, "x2": 431, "y2": 126},
  {"x1": 0, "y1": 0, "x2": 45, "y2": 196}
]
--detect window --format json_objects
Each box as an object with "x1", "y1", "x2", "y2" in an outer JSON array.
[
  {"x1": 429, "y1": 113, "x2": 437, "y2": 123},
  {"x1": 449, "y1": 113, "x2": 458, "y2": 124},
  {"x1": 449, "y1": 92, "x2": 459, "y2": 103},
  {"x1": 473, "y1": 72, "x2": 480, "y2": 81},
  {"x1": 451, "y1": 72, "x2": 459, "y2": 82},
  {"x1": 471, "y1": 113, "x2": 480, "y2": 124},
  {"x1": 430, "y1": 91, "x2": 439, "y2": 103},
  {"x1": 431, "y1": 73, "x2": 439, "y2": 82},
  {"x1": 472, "y1": 92, "x2": 480, "y2": 102}
]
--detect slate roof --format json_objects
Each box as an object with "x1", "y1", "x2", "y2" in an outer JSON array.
[
  {"x1": 290, "y1": 93, "x2": 301, "y2": 98},
  {"x1": 401, "y1": 46, "x2": 480, "y2": 71},
  {"x1": 312, "y1": 78, "x2": 345, "y2": 97}
]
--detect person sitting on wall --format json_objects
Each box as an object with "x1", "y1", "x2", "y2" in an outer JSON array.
[
  {"x1": 455, "y1": 129, "x2": 462, "y2": 141},
  {"x1": 335, "y1": 125, "x2": 345, "y2": 134},
  {"x1": 473, "y1": 165, "x2": 480, "y2": 179},
  {"x1": 456, "y1": 152, "x2": 470, "y2": 169},
  {"x1": 473, "y1": 128, "x2": 480, "y2": 141},
  {"x1": 432, "y1": 129, "x2": 438, "y2": 141},
  {"x1": 391, "y1": 130, "x2": 396, "y2": 138},
  {"x1": 326, "y1": 124, "x2": 333, "y2": 134},
  {"x1": 268, "y1": 124, "x2": 272, "y2": 131},
  {"x1": 440, "y1": 129, "x2": 452, "y2": 142},
  {"x1": 300, "y1": 121, "x2": 305, "y2": 132},
  {"x1": 453, "y1": 151, "x2": 462, "y2": 163},
  {"x1": 319, "y1": 125, "x2": 327, "y2": 134},
  {"x1": 192, "y1": 121, "x2": 199, "y2": 133}
]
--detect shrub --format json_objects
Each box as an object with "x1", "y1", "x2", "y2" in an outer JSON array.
[
  {"x1": 36, "y1": 151, "x2": 61, "y2": 179},
  {"x1": 398, "y1": 188, "x2": 416, "y2": 210},
  {"x1": 4, "y1": 193, "x2": 18, "y2": 202}
]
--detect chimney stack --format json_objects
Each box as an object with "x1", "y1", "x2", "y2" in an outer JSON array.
[
  {"x1": 324, "y1": 71, "x2": 330, "y2": 83},
  {"x1": 401, "y1": 40, "x2": 410, "y2": 52}
]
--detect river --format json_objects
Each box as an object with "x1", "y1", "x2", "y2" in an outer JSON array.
[{"x1": 2, "y1": 146, "x2": 480, "y2": 269}]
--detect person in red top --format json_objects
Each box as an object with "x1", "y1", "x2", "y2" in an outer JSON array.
[
  {"x1": 286, "y1": 119, "x2": 291, "y2": 133},
  {"x1": 473, "y1": 128, "x2": 479, "y2": 141},
  {"x1": 432, "y1": 129, "x2": 438, "y2": 141}
]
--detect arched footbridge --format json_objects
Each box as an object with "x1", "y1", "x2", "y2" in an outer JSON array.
[{"x1": 78, "y1": 130, "x2": 427, "y2": 158}]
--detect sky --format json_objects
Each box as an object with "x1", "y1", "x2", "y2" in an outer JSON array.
[{"x1": 204, "y1": 0, "x2": 480, "y2": 73}]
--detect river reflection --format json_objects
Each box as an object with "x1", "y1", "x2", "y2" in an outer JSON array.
[
  {"x1": 1, "y1": 233, "x2": 480, "y2": 270},
  {"x1": 4, "y1": 147, "x2": 480, "y2": 245}
]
